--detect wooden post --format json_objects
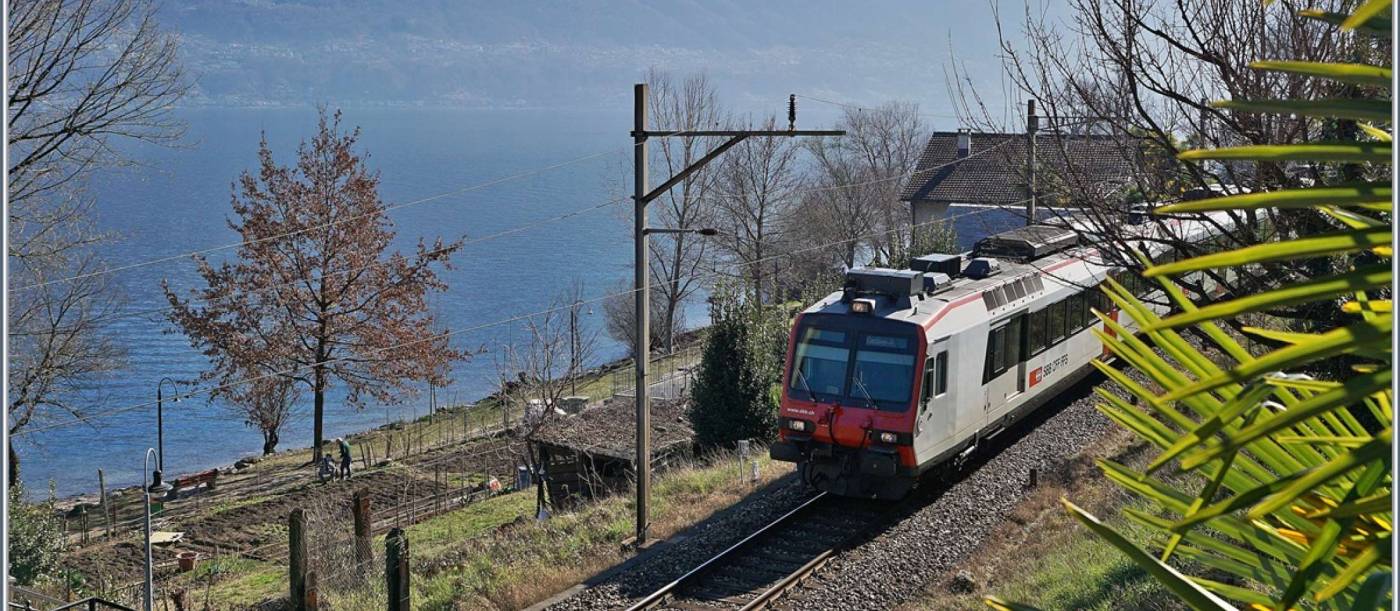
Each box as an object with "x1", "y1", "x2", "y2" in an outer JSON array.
[
  {"x1": 288, "y1": 509, "x2": 307, "y2": 610},
  {"x1": 385, "y1": 528, "x2": 410, "y2": 611},
  {"x1": 352, "y1": 490, "x2": 372, "y2": 575},
  {"x1": 98, "y1": 469, "x2": 112, "y2": 538},
  {"x1": 303, "y1": 571, "x2": 318, "y2": 610}
]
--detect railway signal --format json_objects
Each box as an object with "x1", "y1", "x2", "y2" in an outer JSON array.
[{"x1": 630, "y1": 84, "x2": 843, "y2": 544}]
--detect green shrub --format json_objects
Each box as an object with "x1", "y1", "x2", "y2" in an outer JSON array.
[
  {"x1": 689, "y1": 281, "x2": 787, "y2": 447},
  {"x1": 7, "y1": 484, "x2": 66, "y2": 586}
]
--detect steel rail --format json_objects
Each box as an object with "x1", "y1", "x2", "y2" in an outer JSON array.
[{"x1": 626, "y1": 492, "x2": 829, "y2": 610}]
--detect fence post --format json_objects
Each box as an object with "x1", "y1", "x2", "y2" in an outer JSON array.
[
  {"x1": 303, "y1": 570, "x2": 318, "y2": 610},
  {"x1": 98, "y1": 469, "x2": 112, "y2": 538},
  {"x1": 385, "y1": 528, "x2": 410, "y2": 611},
  {"x1": 352, "y1": 490, "x2": 372, "y2": 576},
  {"x1": 288, "y1": 508, "x2": 307, "y2": 610}
]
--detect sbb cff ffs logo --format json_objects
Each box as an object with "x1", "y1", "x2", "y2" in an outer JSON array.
[{"x1": 1029, "y1": 354, "x2": 1070, "y2": 388}]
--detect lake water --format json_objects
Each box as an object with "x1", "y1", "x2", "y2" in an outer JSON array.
[{"x1": 13, "y1": 107, "x2": 1024, "y2": 498}]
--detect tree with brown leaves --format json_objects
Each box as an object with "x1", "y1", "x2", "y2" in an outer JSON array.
[{"x1": 164, "y1": 109, "x2": 464, "y2": 462}]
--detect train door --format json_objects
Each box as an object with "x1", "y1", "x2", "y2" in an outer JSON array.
[
  {"x1": 981, "y1": 314, "x2": 1025, "y2": 420},
  {"x1": 916, "y1": 342, "x2": 952, "y2": 455}
]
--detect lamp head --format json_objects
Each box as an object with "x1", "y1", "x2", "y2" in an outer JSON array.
[
  {"x1": 697, "y1": 227, "x2": 719, "y2": 237},
  {"x1": 147, "y1": 470, "x2": 173, "y2": 500}
]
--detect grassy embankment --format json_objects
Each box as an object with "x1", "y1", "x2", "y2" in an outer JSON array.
[
  {"x1": 164, "y1": 451, "x2": 792, "y2": 610},
  {"x1": 202, "y1": 344, "x2": 701, "y2": 480},
  {"x1": 909, "y1": 428, "x2": 1185, "y2": 611}
]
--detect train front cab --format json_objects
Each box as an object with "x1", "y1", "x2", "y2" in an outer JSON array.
[{"x1": 770, "y1": 312, "x2": 924, "y2": 500}]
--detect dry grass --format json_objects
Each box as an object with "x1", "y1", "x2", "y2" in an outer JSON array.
[
  {"x1": 180, "y1": 449, "x2": 792, "y2": 610},
  {"x1": 401, "y1": 449, "x2": 793, "y2": 610},
  {"x1": 905, "y1": 428, "x2": 1187, "y2": 611}
]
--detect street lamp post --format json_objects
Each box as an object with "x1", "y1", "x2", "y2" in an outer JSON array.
[
  {"x1": 155, "y1": 377, "x2": 180, "y2": 472},
  {"x1": 143, "y1": 448, "x2": 173, "y2": 611}
]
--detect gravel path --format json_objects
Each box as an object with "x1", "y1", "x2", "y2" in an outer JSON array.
[{"x1": 545, "y1": 374, "x2": 1118, "y2": 611}]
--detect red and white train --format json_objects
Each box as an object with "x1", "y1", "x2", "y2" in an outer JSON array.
[{"x1": 770, "y1": 212, "x2": 1233, "y2": 499}]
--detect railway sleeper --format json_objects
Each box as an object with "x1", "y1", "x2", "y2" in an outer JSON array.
[
  {"x1": 750, "y1": 541, "x2": 829, "y2": 562},
  {"x1": 686, "y1": 582, "x2": 769, "y2": 603},
  {"x1": 760, "y1": 535, "x2": 842, "y2": 555},
  {"x1": 709, "y1": 563, "x2": 795, "y2": 583},
  {"x1": 729, "y1": 554, "x2": 804, "y2": 575},
  {"x1": 793, "y1": 515, "x2": 867, "y2": 532}
]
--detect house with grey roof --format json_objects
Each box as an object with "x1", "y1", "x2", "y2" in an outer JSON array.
[{"x1": 899, "y1": 130, "x2": 1137, "y2": 228}]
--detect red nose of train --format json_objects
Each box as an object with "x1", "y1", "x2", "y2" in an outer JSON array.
[{"x1": 779, "y1": 396, "x2": 912, "y2": 452}]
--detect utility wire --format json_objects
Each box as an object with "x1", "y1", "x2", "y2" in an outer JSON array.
[
  {"x1": 12, "y1": 204, "x2": 1008, "y2": 438},
  {"x1": 14, "y1": 129, "x2": 708, "y2": 293},
  {"x1": 16, "y1": 126, "x2": 1024, "y2": 436},
  {"x1": 14, "y1": 149, "x2": 617, "y2": 292},
  {"x1": 794, "y1": 93, "x2": 963, "y2": 120},
  {"x1": 88, "y1": 138, "x2": 1016, "y2": 326}
]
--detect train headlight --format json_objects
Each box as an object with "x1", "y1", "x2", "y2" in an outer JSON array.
[
  {"x1": 788, "y1": 419, "x2": 809, "y2": 432},
  {"x1": 850, "y1": 298, "x2": 875, "y2": 314},
  {"x1": 878, "y1": 431, "x2": 898, "y2": 444}
]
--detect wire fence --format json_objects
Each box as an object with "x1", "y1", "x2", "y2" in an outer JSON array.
[{"x1": 609, "y1": 344, "x2": 703, "y2": 400}]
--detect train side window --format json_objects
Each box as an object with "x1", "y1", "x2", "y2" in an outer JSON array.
[
  {"x1": 1048, "y1": 299, "x2": 1067, "y2": 343},
  {"x1": 922, "y1": 358, "x2": 935, "y2": 407},
  {"x1": 983, "y1": 325, "x2": 1005, "y2": 383},
  {"x1": 923, "y1": 350, "x2": 948, "y2": 405},
  {"x1": 1069, "y1": 293, "x2": 1088, "y2": 332},
  {"x1": 1028, "y1": 308, "x2": 1047, "y2": 355},
  {"x1": 935, "y1": 351, "x2": 948, "y2": 395},
  {"x1": 1005, "y1": 316, "x2": 1023, "y2": 365}
]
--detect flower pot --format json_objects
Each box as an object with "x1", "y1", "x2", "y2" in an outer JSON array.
[{"x1": 177, "y1": 551, "x2": 198, "y2": 572}]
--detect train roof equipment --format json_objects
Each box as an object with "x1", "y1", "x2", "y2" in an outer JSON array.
[
  {"x1": 962, "y1": 257, "x2": 1002, "y2": 279},
  {"x1": 843, "y1": 268, "x2": 923, "y2": 301},
  {"x1": 973, "y1": 224, "x2": 1079, "y2": 261},
  {"x1": 911, "y1": 253, "x2": 962, "y2": 278}
]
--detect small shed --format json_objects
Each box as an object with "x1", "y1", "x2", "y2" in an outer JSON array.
[{"x1": 527, "y1": 397, "x2": 694, "y2": 508}]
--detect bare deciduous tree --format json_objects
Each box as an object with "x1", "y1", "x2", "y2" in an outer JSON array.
[
  {"x1": 802, "y1": 102, "x2": 928, "y2": 268},
  {"x1": 708, "y1": 116, "x2": 803, "y2": 303},
  {"x1": 227, "y1": 375, "x2": 299, "y2": 456},
  {"x1": 953, "y1": 0, "x2": 1373, "y2": 323},
  {"x1": 164, "y1": 109, "x2": 464, "y2": 463},
  {"x1": 7, "y1": 0, "x2": 187, "y2": 486},
  {"x1": 643, "y1": 68, "x2": 725, "y2": 353},
  {"x1": 562, "y1": 280, "x2": 600, "y2": 396},
  {"x1": 8, "y1": 0, "x2": 187, "y2": 207},
  {"x1": 601, "y1": 280, "x2": 680, "y2": 360}
]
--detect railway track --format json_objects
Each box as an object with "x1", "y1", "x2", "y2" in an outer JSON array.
[{"x1": 627, "y1": 492, "x2": 886, "y2": 610}]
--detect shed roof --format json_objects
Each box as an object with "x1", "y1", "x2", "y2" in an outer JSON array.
[
  {"x1": 899, "y1": 131, "x2": 1135, "y2": 204},
  {"x1": 527, "y1": 397, "x2": 693, "y2": 462}
]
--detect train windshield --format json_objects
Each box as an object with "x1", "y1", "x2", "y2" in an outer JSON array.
[{"x1": 788, "y1": 316, "x2": 919, "y2": 411}]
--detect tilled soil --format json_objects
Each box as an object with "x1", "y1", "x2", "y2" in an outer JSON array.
[
  {"x1": 546, "y1": 374, "x2": 1117, "y2": 611},
  {"x1": 61, "y1": 436, "x2": 524, "y2": 586}
]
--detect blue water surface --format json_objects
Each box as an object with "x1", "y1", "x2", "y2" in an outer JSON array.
[{"x1": 13, "y1": 107, "x2": 1025, "y2": 498}]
